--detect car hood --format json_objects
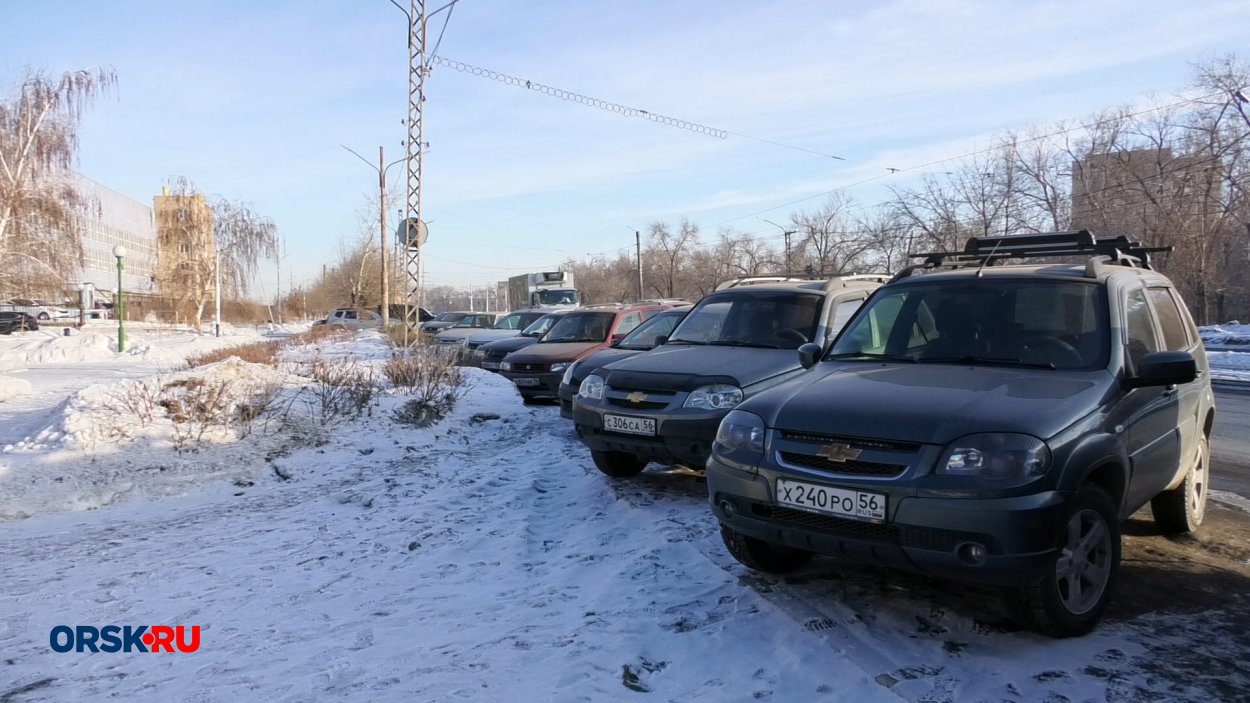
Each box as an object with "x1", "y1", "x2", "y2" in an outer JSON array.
[
  {"x1": 571, "y1": 347, "x2": 647, "y2": 382},
  {"x1": 750, "y1": 363, "x2": 1114, "y2": 445},
  {"x1": 436, "y1": 327, "x2": 485, "y2": 341},
  {"x1": 480, "y1": 336, "x2": 541, "y2": 354},
  {"x1": 422, "y1": 321, "x2": 456, "y2": 331},
  {"x1": 466, "y1": 329, "x2": 522, "y2": 344},
  {"x1": 506, "y1": 341, "x2": 603, "y2": 364},
  {"x1": 603, "y1": 345, "x2": 801, "y2": 391}
]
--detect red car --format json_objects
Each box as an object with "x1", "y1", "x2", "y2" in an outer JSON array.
[{"x1": 500, "y1": 303, "x2": 672, "y2": 401}]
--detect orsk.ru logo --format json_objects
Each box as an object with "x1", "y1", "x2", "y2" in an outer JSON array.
[{"x1": 49, "y1": 625, "x2": 201, "y2": 653}]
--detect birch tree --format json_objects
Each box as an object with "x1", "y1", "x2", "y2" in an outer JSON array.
[{"x1": 0, "y1": 66, "x2": 116, "y2": 293}]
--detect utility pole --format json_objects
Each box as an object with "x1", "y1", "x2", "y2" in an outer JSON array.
[
  {"x1": 275, "y1": 234, "x2": 282, "y2": 324},
  {"x1": 635, "y1": 230, "x2": 643, "y2": 301},
  {"x1": 378, "y1": 146, "x2": 390, "y2": 327},
  {"x1": 762, "y1": 218, "x2": 797, "y2": 274},
  {"x1": 402, "y1": 0, "x2": 429, "y2": 346}
]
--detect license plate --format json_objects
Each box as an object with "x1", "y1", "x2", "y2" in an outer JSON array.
[
  {"x1": 513, "y1": 377, "x2": 540, "y2": 387},
  {"x1": 482, "y1": 361, "x2": 500, "y2": 370},
  {"x1": 776, "y1": 478, "x2": 886, "y2": 522},
  {"x1": 603, "y1": 413, "x2": 655, "y2": 436}
]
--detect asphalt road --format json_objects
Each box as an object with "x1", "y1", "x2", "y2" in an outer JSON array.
[{"x1": 1212, "y1": 388, "x2": 1250, "y2": 502}]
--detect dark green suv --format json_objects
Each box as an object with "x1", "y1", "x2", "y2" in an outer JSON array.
[{"x1": 707, "y1": 231, "x2": 1215, "y2": 637}]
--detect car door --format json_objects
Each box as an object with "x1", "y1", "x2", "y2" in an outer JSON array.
[
  {"x1": 1145, "y1": 285, "x2": 1204, "y2": 475},
  {"x1": 1119, "y1": 286, "x2": 1182, "y2": 513}
]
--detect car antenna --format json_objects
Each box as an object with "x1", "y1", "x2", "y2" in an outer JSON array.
[{"x1": 976, "y1": 237, "x2": 1005, "y2": 278}]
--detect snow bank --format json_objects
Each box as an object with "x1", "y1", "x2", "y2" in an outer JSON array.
[
  {"x1": 1208, "y1": 350, "x2": 1250, "y2": 383},
  {"x1": 0, "y1": 342, "x2": 476, "y2": 521},
  {"x1": 0, "y1": 374, "x2": 33, "y2": 403},
  {"x1": 1200, "y1": 322, "x2": 1250, "y2": 350},
  {"x1": 0, "y1": 328, "x2": 270, "y2": 372}
]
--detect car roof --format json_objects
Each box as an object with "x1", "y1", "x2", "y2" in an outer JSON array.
[{"x1": 885, "y1": 261, "x2": 1167, "y2": 287}]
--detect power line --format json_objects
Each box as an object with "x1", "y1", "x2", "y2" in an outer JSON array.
[{"x1": 430, "y1": 56, "x2": 898, "y2": 171}]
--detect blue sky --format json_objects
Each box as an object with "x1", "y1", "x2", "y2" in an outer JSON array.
[{"x1": 2, "y1": 0, "x2": 1248, "y2": 296}]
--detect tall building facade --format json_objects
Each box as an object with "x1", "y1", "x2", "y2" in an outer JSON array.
[
  {"x1": 71, "y1": 172, "x2": 158, "y2": 296},
  {"x1": 153, "y1": 188, "x2": 215, "y2": 308},
  {"x1": 1070, "y1": 148, "x2": 1218, "y2": 237}
]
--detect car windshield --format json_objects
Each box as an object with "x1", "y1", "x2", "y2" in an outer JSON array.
[
  {"x1": 452, "y1": 314, "x2": 491, "y2": 328},
  {"x1": 618, "y1": 311, "x2": 685, "y2": 349},
  {"x1": 438, "y1": 313, "x2": 468, "y2": 323},
  {"x1": 827, "y1": 279, "x2": 1109, "y2": 370},
  {"x1": 536, "y1": 289, "x2": 580, "y2": 306},
  {"x1": 521, "y1": 314, "x2": 560, "y2": 337},
  {"x1": 668, "y1": 292, "x2": 823, "y2": 349},
  {"x1": 542, "y1": 312, "x2": 615, "y2": 343},
  {"x1": 492, "y1": 312, "x2": 539, "y2": 330}
]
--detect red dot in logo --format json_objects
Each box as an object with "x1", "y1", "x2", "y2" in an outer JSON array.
[{"x1": 142, "y1": 633, "x2": 155, "y2": 646}]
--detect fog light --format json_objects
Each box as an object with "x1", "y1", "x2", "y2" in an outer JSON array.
[
  {"x1": 719, "y1": 499, "x2": 736, "y2": 518},
  {"x1": 956, "y1": 541, "x2": 988, "y2": 566}
]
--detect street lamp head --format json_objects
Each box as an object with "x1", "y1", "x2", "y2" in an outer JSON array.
[{"x1": 112, "y1": 244, "x2": 126, "y2": 259}]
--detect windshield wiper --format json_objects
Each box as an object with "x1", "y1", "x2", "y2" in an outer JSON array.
[
  {"x1": 826, "y1": 352, "x2": 918, "y2": 363},
  {"x1": 921, "y1": 355, "x2": 1056, "y2": 369},
  {"x1": 667, "y1": 339, "x2": 711, "y2": 345}
]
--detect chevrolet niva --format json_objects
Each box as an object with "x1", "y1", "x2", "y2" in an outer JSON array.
[{"x1": 707, "y1": 232, "x2": 1215, "y2": 637}]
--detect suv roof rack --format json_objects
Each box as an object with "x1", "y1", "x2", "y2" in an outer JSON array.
[
  {"x1": 822, "y1": 273, "x2": 892, "y2": 290},
  {"x1": 714, "y1": 275, "x2": 829, "y2": 291},
  {"x1": 893, "y1": 230, "x2": 1172, "y2": 281}
]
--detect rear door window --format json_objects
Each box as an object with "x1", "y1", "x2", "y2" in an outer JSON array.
[{"x1": 1146, "y1": 287, "x2": 1191, "y2": 351}]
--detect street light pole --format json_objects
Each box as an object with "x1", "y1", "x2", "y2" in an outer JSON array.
[
  {"x1": 343, "y1": 145, "x2": 405, "y2": 328},
  {"x1": 214, "y1": 246, "x2": 222, "y2": 337},
  {"x1": 112, "y1": 245, "x2": 126, "y2": 352},
  {"x1": 762, "y1": 218, "x2": 797, "y2": 274}
]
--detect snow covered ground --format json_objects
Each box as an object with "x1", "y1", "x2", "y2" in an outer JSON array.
[
  {"x1": 0, "y1": 333, "x2": 1246, "y2": 701},
  {"x1": 1201, "y1": 323, "x2": 1250, "y2": 383}
]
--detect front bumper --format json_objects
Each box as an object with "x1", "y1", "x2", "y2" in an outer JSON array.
[
  {"x1": 558, "y1": 382, "x2": 577, "y2": 418},
  {"x1": 502, "y1": 371, "x2": 562, "y2": 399},
  {"x1": 573, "y1": 402, "x2": 725, "y2": 468},
  {"x1": 707, "y1": 457, "x2": 1068, "y2": 587}
]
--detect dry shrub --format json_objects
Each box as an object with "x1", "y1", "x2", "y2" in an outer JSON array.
[
  {"x1": 301, "y1": 357, "x2": 378, "y2": 422},
  {"x1": 296, "y1": 324, "x2": 348, "y2": 344},
  {"x1": 386, "y1": 349, "x2": 467, "y2": 427},
  {"x1": 186, "y1": 341, "x2": 281, "y2": 369}
]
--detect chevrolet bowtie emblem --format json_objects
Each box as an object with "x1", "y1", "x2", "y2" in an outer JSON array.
[
  {"x1": 626, "y1": 391, "x2": 648, "y2": 404},
  {"x1": 816, "y1": 443, "x2": 861, "y2": 462}
]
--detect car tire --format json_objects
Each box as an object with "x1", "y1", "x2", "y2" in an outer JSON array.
[
  {"x1": 720, "y1": 524, "x2": 813, "y2": 573},
  {"x1": 1151, "y1": 435, "x2": 1209, "y2": 534},
  {"x1": 590, "y1": 449, "x2": 647, "y2": 477},
  {"x1": 1014, "y1": 484, "x2": 1120, "y2": 637},
  {"x1": 37, "y1": 312, "x2": 50, "y2": 320}
]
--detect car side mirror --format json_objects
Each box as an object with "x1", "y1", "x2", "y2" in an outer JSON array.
[
  {"x1": 1126, "y1": 351, "x2": 1197, "y2": 388},
  {"x1": 798, "y1": 342, "x2": 823, "y2": 369},
  {"x1": 655, "y1": 335, "x2": 668, "y2": 346},
  {"x1": 610, "y1": 332, "x2": 627, "y2": 344}
]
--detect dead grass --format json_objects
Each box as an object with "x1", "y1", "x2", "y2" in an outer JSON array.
[
  {"x1": 186, "y1": 341, "x2": 282, "y2": 369},
  {"x1": 386, "y1": 348, "x2": 467, "y2": 427}
]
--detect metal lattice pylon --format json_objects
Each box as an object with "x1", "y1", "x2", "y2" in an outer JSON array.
[{"x1": 402, "y1": 0, "x2": 427, "y2": 346}]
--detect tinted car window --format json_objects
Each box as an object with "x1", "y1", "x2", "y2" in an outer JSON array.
[
  {"x1": 615, "y1": 312, "x2": 642, "y2": 336},
  {"x1": 1125, "y1": 288, "x2": 1160, "y2": 370},
  {"x1": 830, "y1": 298, "x2": 864, "y2": 334},
  {"x1": 493, "y1": 312, "x2": 538, "y2": 330},
  {"x1": 831, "y1": 280, "x2": 1109, "y2": 370},
  {"x1": 670, "y1": 293, "x2": 823, "y2": 348},
  {"x1": 1147, "y1": 287, "x2": 1190, "y2": 351},
  {"x1": 544, "y1": 312, "x2": 616, "y2": 342},
  {"x1": 619, "y1": 312, "x2": 684, "y2": 349}
]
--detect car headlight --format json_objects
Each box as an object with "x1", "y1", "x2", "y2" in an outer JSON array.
[
  {"x1": 937, "y1": 433, "x2": 1050, "y2": 480},
  {"x1": 579, "y1": 374, "x2": 605, "y2": 400},
  {"x1": 713, "y1": 410, "x2": 766, "y2": 468},
  {"x1": 550, "y1": 362, "x2": 569, "y2": 373},
  {"x1": 684, "y1": 384, "x2": 743, "y2": 410},
  {"x1": 561, "y1": 361, "x2": 579, "y2": 386},
  {"x1": 501, "y1": 361, "x2": 512, "y2": 371}
]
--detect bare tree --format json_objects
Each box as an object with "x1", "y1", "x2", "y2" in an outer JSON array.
[
  {"x1": 0, "y1": 66, "x2": 116, "y2": 293},
  {"x1": 155, "y1": 177, "x2": 277, "y2": 331},
  {"x1": 646, "y1": 218, "x2": 699, "y2": 298}
]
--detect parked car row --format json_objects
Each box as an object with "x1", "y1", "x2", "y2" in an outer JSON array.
[
  {"x1": 0, "y1": 311, "x2": 40, "y2": 335},
  {"x1": 2, "y1": 298, "x2": 74, "y2": 321},
  {"x1": 483, "y1": 231, "x2": 1216, "y2": 639}
]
